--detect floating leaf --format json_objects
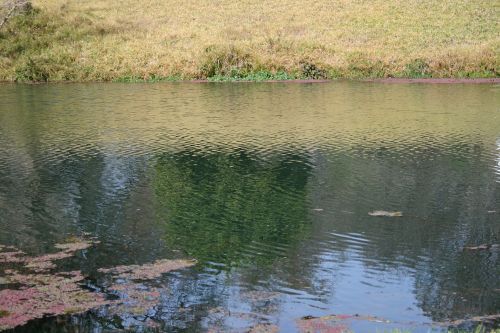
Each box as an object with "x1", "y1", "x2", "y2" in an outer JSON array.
[
  {"x1": 368, "y1": 211, "x2": 403, "y2": 217},
  {"x1": 463, "y1": 244, "x2": 499, "y2": 251}
]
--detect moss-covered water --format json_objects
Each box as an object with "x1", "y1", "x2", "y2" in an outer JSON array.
[{"x1": 0, "y1": 82, "x2": 499, "y2": 332}]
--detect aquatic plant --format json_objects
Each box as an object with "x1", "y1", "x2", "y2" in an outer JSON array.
[
  {"x1": 0, "y1": 250, "x2": 26, "y2": 263},
  {"x1": 0, "y1": 238, "x2": 106, "y2": 330},
  {"x1": 98, "y1": 258, "x2": 196, "y2": 280},
  {"x1": 0, "y1": 237, "x2": 100, "y2": 273},
  {"x1": 297, "y1": 318, "x2": 350, "y2": 333},
  {"x1": 295, "y1": 314, "x2": 500, "y2": 333},
  {"x1": 297, "y1": 314, "x2": 390, "y2": 333},
  {"x1": 97, "y1": 258, "x2": 196, "y2": 327},
  {"x1": 0, "y1": 271, "x2": 107, "y2": 330},
  {"x1": 0, "y1": 239, "x2": 197, "y2": 331}
]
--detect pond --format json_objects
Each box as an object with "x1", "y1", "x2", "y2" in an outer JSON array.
[{"x1": 0, "y1": 82, "x2": 499, "y2": 332}]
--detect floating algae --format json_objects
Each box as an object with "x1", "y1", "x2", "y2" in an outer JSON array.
[
  {"x1": 0, "y1": 237, "x2": 100, "y2": 273},
  {"x1": 0, "y1": 238, "x2": 104, "y2": 331},
  {"x1": 297, "y1": 314, "x2": 390, "y2": 333},
  {"x1": 0, "y1": 238, "x2": 196, "y2": 331},
  {"x1": 98, "y1": 259, "x2": 196, "y2": 321},
  {"x1": 98, "y1": 258, "x2": 196, "y2": 280}
]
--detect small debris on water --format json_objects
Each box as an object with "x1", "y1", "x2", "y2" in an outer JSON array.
[
  {"x1": 296, "y1": 313, "x2": 389, "y2": 333},
  {"x1": 463, "y1": 244, "x2": 499, "y2": 251},
  {"x1": 368, "y1": 211, "x2": 403, "y2": 217}
]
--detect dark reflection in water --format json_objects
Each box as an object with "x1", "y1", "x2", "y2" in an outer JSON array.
[
  {"x1": 0, "y1": 82, "x2": 499, "y2": 332},
  {"x1": 154, "y1": 150, "x2": 313, "y2": 265}
]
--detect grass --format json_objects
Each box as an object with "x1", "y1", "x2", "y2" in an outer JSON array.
[
  {"x1": 207, "y1": 70, "x2": 297, "y2": 82},
  {"x1": 0, "y1": 0, "x2": 498, "y2": 82},
  {"x1": 112, "y1": 75, "x2": 182, "y2": 83}
]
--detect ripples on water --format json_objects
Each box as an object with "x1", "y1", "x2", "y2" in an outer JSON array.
[{"x1": 0, "y1": 82, "x2": 499, "y2": 332}]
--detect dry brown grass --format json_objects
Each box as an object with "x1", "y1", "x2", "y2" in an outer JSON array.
[{"x1": 0, "y1": 0, "x2": 499, "y2": 81}]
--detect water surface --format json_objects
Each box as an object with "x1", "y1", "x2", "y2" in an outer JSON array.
[{"x1": 0, "y1": 82, "x2": 499, "y2": 332}]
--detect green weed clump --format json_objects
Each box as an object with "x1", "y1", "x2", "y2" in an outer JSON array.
[
  {"x1": 401, "y1": 59, "x2": 432, "y2": 78},
  {"x1": 344, "y1": 52, "x2": 390, "y2": 79},
  {"x1": 112, "y1": 75, "x2": 182, "y2": 83},
  {"x1": 300, "y1": 62, "x2": 327, "y2": 79},
  {"x1": 207, "y1": 70, "x2": 296, "y2": 82},
  {"x1": 199, "y1": 45, "x2": 255, "y2": 78},
  {"x1": 0, "y1": 6, "x2": 95, "y2": 81}
]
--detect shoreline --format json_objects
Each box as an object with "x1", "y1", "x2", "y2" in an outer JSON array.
[
  {"x1": 0, "y1": 78, "x2": 498, "y2": 85},
  {"x1": 365, "y1": 77, "x2": 500, "y2": 84},
  {"x1": 189, "y1": 78, "x2": 500, "y2": 84}
]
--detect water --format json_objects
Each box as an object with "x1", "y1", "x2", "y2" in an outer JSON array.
[{"x1": 0, "y1": 82, "x2": 499, "y2": 332}]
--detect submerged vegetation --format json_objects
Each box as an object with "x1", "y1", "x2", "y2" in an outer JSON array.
[{"x1": 0, "y1": 0, "x2": 498, "y2": 82}]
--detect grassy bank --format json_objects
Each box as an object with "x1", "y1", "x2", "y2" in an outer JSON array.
[{"x1": 0, "y1": 0, "x2": 498, "y2": 82}]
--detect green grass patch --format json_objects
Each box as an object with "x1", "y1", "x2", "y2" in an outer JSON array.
[
  {"x1": 207, "y1": 70, "x2": 296, "y2": 82},
  {"x1": 0, "y1": 6, "x2": 101, "y2": 82},
  {"x1": 112, "y1": 75, "x2": 183, "y2": 83},
  {"x1": 400, "y1": 59, "x2": 432, "y2": 78}
]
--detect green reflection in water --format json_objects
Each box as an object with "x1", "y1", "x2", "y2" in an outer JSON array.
[{"x1": 154, "y1": 151, "x2": 313, "y2": 267}]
